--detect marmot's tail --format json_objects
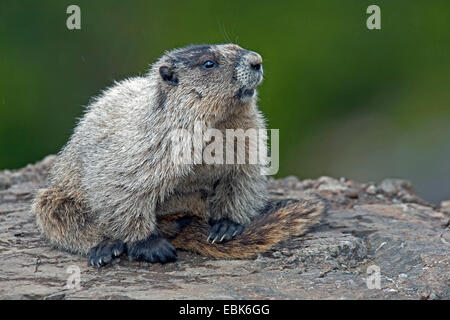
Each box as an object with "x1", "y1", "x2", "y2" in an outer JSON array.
[
  {"x1": 31, "y1": 187, "x2": 102, "y2": 255},
  {"x1": 158, "y1": 195, "x2": 327, "y2": 259}
]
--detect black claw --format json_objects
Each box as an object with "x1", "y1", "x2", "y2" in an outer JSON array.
[
  {"x1": 223, "y1": 223, "x2": 243, "y2": 242},
  {"x1": 88, "y1": 239, "x2": 126, "y2": 268},
  {"x1": 216, "y1": 224, "x2": 229, "y2": 242},
  {"x1": 208, "y1": 223, "x2": 221, "y2": 240},
  {"x1": 235, "y1": 225, "x2": 245, "y2": 236},
  {"x1": 127, "y1": 234, "x2": 177, "y2": 264},
  {"x1": 208, "y1": 219, "x2": 244, "y2": 243}
]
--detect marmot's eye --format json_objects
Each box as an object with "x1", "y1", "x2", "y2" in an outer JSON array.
[{"x1": 202, "y1": 60, "x2": 216, "y2": 69}]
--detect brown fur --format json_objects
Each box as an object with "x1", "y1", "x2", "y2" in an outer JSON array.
[
  {"x1": 158, "y1": 195, "x2": 326, "y2": 258},
  {"x1": 33, "y1": 188, "x2": 102, "y2": 254}
]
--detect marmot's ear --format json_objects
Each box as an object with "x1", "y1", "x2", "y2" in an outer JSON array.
[{"x1": 159, "y1": 65, "x2": 178, "y2": 86}]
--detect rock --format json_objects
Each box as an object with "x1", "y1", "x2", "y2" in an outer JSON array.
[
  {"x1": 0, "y1": 174, "x2": 11, "y2": 190},
  {"x1": 440, "y1": 200, "x2": 450, "y2": 215},
  {"x1": 366, "y1": 185, "x2": 378, "y2": 195},
  {"x1": 317, "y1": 176, "x2": 349, "y2": 192},
  {"x1": 379, "y1": 179, "x2": 414, "y2": 195},
  {"x1": 0, "y1": 156, "x2": 449, "y2": 300}
]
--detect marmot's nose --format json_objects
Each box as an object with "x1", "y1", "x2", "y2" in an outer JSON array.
[
  {"x1": 251, "y1": 62, "x2": 262, "y2": 71},
  {"x1": 246, "y1": 52, "x2": 263, "y2": 72}
]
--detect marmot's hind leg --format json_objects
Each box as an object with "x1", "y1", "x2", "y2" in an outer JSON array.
[{"x1": 32, "y1": 187, "x2": 103, "y2": 255}]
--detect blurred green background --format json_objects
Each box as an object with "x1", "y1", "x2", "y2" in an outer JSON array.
[{"x1": 1, "y1": 1, "x2": 449, "y2": 203}]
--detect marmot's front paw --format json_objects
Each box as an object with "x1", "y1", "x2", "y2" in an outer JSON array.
[
  {"x1": 207, "y1": 219, "x2": 244, "y2": 243},
  {"x1": 127, "y1": 235, "x2": 177, "y2": 264},
  {"x1": 89, "y1": 239, "x2": 125, "y2": 268}
]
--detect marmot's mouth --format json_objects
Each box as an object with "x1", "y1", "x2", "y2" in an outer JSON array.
[
  {"x1": 237, "y1": 87, "x2": 256, "y2": 102},
  {"x1": 243, "y1": 88, "x2": 255, "y2": 97}
]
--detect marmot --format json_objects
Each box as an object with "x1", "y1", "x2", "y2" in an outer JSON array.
[{"x1": 31, "y1": 44, "x2": 326, "y2": 267}]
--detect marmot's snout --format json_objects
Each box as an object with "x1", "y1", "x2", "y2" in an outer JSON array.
[
  {"x1": 246, "y1": 51, "x2": 263, "y2": 73},
  {"x1": 236, "y1": 51, "x2": 263, "y2": 102}
]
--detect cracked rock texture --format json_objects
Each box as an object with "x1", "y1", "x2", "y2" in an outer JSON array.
[{"x1": 0, "y1": 156, "x2": 449, "y2": 300}]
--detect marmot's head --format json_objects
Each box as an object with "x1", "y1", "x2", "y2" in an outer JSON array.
[{"x1": 151, "y1": 44, "x2": 263, "y2": 119}]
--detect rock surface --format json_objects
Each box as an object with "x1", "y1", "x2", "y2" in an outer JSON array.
[{"x1": 0, "y1": 156, "x2": 448, "y2": 300}]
